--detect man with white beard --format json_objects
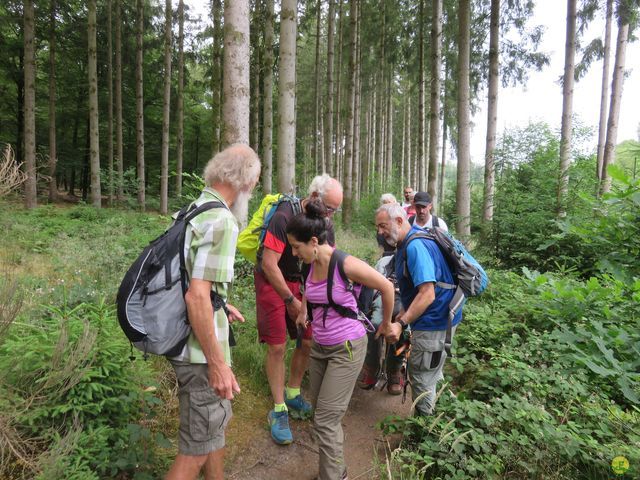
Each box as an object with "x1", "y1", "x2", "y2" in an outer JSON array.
[{"x1": 165, "y1": 143, "x2": 261, "y2": 480}]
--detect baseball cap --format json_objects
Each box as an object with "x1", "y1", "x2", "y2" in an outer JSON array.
[{"x1": 413, "y1": 191, "x2": 432, "y2": 206}]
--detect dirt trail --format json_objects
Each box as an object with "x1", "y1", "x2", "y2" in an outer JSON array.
[{"x1": 225, "y1": 386, "x2": 412, "y2": 480}]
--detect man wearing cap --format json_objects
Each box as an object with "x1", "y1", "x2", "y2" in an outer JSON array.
[{"x1": 409, "y1": 191, "x2": 448, "y2": 232}]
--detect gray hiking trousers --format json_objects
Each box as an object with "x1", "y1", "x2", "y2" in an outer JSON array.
[
  {"x1": 408, "y1": 326, "x2": 457, "y2": 416},
  {"x1": 308, "y1": 335, "x2": 367, "y2": 480}
]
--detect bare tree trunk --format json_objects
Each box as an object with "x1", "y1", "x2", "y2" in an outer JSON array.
[
  {"x1": 353, "y1": 3, "x2": 362, "y2": 201},
  {"x1": 23, "y1": 0, "x2": 37, "y2": 209},
  {"x1": 596, "y1": 0, "x2": 613, "y2": 184},
  {"x1": 428, "y1": 0, "x2": 443, "y2": 207},
  {"x1": 48, "y1": 0, "x2": 58, "y2": 202},
  {"x1": 313, "y1": 0, "x2": 323, "y2": 172},
  {"x1": 417, "y1": 0, "x2": 426, "y2": 192},
  {"x1": 400, "y1": 98, "x2": 406, "y2": 186},
  {"x1": 250, "y1": 1, "x2": 262, "y2": 153},
  {"x1": 370, "y1": 88, "x2": 376, "y2": 189},
  {"x1": 406, "y1": 96, "x2": 412, "y2": 188},
  {"x1": 557, "y1": 0, "x2": 576, "y2": 217},
  {"x1": 176, "y1": 0, "x2": 185, "y2": 197},
  {"x1": 439, "y1": 107, "x2": 447, "y2": 205},
  {"x1": 385, "y1": 71, "x2": 393, "y2": 183},
  {"x1": 342, "y1": 0, "x2": 358, "y2": 224},
  {"x1": 88, "y1": 0, "x2": 101, "y2": 208},
  {"x1": 262, "y1": 0, "x2": 274, "y2": 193},
  {"x1": 106, "y1": 0, "x2": 113, "y2": 205},
  {"x1": 115, "y1": 0, "x2": 124, "y2": 200},
  {"x1": 456, "y1": 0, "x2": 471, "y2": 238},
  {"x1": 482, "y1": 0, "x2": 499, "y2": 224},
  {"x1": 136, "y1": 0, "x2": 145, "y2": 210},
  {"x1": 211, "y1": 0, "x2": 223, "y2": 155},
  {"x1": 278, "y1": 0, "x2": 297, "y2": 193},
  {"x1": 325, "y1": 0, "x2": 336, "y2": 175},
  {"x1": 601, "y1": 4, "x2": 631, "y2": 195},
  {"x1": 159, "y1": 0, "x2": 172, "y2": 215},
  {"x1": 334, "y1": 0, "x2": 344, "y2": 180}
]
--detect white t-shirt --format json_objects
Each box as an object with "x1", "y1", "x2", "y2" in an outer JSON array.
[{"x1": 414, "y1": 215, "x2": 448, "y2": 232}]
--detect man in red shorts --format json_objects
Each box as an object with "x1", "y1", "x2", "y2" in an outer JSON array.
[{"x1": 255, "y1": 174, "x2": 343, "y2": 445}]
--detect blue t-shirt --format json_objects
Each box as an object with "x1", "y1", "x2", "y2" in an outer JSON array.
[{"x1": 395, "y1": 226, "x2": 463, "y2": 331}]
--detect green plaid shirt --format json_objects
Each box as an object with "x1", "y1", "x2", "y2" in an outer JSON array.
[{"x1": 170, "y1": 187, "x2": 238, "y2": 365}]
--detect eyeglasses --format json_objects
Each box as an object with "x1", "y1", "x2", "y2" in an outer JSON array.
[{"x1": 326, "y1": 205, "x2": 342, "y2": 213}]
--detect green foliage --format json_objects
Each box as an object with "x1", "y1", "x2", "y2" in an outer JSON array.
[{"x1": 383, "y1": 270, "x2": 640, "y2": 479}]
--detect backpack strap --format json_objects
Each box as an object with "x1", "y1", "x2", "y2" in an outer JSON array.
[{"x1": 432, "y1": 215, "x2": 439, "y2": 228}]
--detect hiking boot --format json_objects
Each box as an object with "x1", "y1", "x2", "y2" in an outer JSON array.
[
  {"x1": 268, "y1": 410, "x2": 293, "y2": 445},
  {"x1": 357, "y1": 364, "x2": 377, "y2": 390},
  {"x1": 387, "y1": 371, "x2": 404, "y2": 396},
  {"x1": 284, "y1": 393, "x2": 313, "y2": 419}
]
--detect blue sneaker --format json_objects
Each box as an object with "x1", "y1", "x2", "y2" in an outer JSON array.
[
  {"x1": 268, "y1": 410, "x2": 293, "y2": 445},
  {"x1": 285, "y1": 393, "x2": 313, "y2": 419}
]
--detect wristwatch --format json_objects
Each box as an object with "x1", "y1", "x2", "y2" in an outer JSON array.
[
  {"x1": 397, "y1": 316, "x2": 408, "y2": 328},
  {"x1": 284, "y1": 294, "x2": 295, "y2": 305}
]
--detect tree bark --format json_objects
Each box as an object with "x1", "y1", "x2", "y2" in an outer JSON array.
[
  {"x1": 456, "y1": 0, "x2": 471, "y2": 239},
  {"x1": 601, "y1": 4, "x2": 631, "y2": 195},
  {"x1": 261, "y1": 0, "x2": 274, "y2": 194},
  {"x1": 385, "y1": 70, "x2": 393, "y2": 183},
  {"x1": 325, "y1": 0, "x2": 336, "y2": 176},
  {"x1": 223, "y1": 0, "x2": 250, "y2": 146},
  {"x1": 211, "y1": 0, "x2": 223, "y2": 155},
  {"x1": 136, "y1": 0, "x2": 145, "y2": 210},
  {"x1": 106, "y1": 0, "x2": 113, "y2": 205},
  {"x1": 23, "y1": 0, "x2": 37, "y2": 209},
  {"x1": 428, "y1": 0, "x2": 443, "y2": 207},
  {"x1": 353, "y1": 3, "x2": 362, "y2": 201},
  {"x1": 417, "y1": 0, "x2": 426, "y2": 192},
  {"x1": 439, "y1": 106, "x2": 447, "y2": 206},
  {"x1": 557, "y1": 0, "x2": 576, "y2": 217},
  {"x1": 48, "y1": 0, "x2": 58, "y2": 202},
  {"x1": 250, "y1": 1, "x2": 262, "y2": 153},
  {"x1": 482, "y1": 0, "x2": 499, "y2": 224},
  {"x1": 342, "y1": 0, "x2": 358, "y2": 224},
  {"x1": 334, "y1": 0, "x2": 344, "y2": 179},
  {"x1": 115, "y1": 0, "x2": 124, "y2": 200},
  {"x1": 313, "y1": 0, "x2": 323, "y2": 172},
  {"x1": 88, "y1": 0, "x2": 101, "y2": 208},
  {"x1": 277, "y1": 0, "x2": 297, "y2": 193},
  {"x1": 160, "y1": 0, "x2": 172, "y2": 215},
  {"x1": 176, "y1": 0, "x2": 185, "y2": 197},
  {"x1": 596, "y1": 0, "x2": 613, "y2": 184}
]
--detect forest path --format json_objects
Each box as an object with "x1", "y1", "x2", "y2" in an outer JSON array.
[{"x1": 225, "y1": 385, "x2": 412, "y2": 480}]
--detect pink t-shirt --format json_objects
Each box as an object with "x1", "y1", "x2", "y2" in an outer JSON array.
[{"x1": 305, "y1": 261, "x2": 367, "y2": 346}]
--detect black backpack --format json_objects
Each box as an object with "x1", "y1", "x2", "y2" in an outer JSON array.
[
  {"x1": 305, "y1": 249, "x2": 375, "y2": 331},
  {"x1": 116, "y1": 201, "x2": 227, "y2": 357}
]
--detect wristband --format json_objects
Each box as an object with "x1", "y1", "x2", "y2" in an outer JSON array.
[
  {"x1": 284, "y1": 294, "x2": 295, "y2": 305},
  {"x1": 397, "y1": 316, "x2": 408, "y2": 328}
]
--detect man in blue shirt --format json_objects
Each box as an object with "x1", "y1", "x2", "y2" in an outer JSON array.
[{"x1": 375, "y1": 203, "x2": 462, "y2": 416}]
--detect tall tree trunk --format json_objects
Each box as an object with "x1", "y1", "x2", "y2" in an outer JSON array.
[
  {"x1": 400, "y1": 98, "x2": 406, "y2": 186},
  {"x1": 353, "y1": 3, "x2": 362, "y2": 201},
  {"x1": 342, "y1": 0, "x2": 358, "y2": 224},
  {"x1": 596, "y1": 0, "x2": 613, "y2": 183},
  {"x1": 136, "y1": 0, "x2": 145, "y2": 210},
  {"x1": 160, "y1": 0, "x2": 172, "y2": 215},
  {"x1": 278, "y1": 0, "x2": 297, "y2": 193},
  {"x1": 115, "y1": 0, "x2": 124, "y2": 200},
  {"x1": 428, "y1": 0, "x2": 443, "y2": 207},
  {"x1": 385, "y1": 70, "x2": 393, "y2": 183},
  {"x1": 88, "y1": 0, "x2": 101, "y2": 208},
  {"x1": 417, "y1": 0, "x2": 426, "y2": 192},
  {"x1": 176, "y1": 0, "x2": 185, "y2": 197},
  {"x1": 334, "y1": 0, "x2": 344, "y2": 179},
  {"x1": 250, "y1": 1, "x2": 262, "y2": 152},
  {"x1": 261, "y1": 0, "x2": 274, "y2": 194},
  {"x1": 23, "y1": 0, "x2": 37, "y2": 209},
  {"x1": 369, "y1": 88, "x2": 376, "y2": 189},
  {"x1": 439, "y1": 107, "x2": 447, "y2": 205},
  {"x1": 601, "y1": 3, "x2": 631, "y2": 195},
  {"x1": 325, "y1": 0, "x2": 336, "y2": 176},
  {"x1": 557, "y1": 0, "x2": 576, "y2": 217},
  {"x1": 406, "y1": 96, "x2": 412, "y2": 188},
  {"x1": 211, "y1": 0, "x2": 223, "y2": 155},
  {"x1": 456, "y1": 0, "x2": 471, "y2": 239},
  {"x1": 223, "y1": 0, "x2": 250, "y2": 147},
  {"x1": 482, "y1": 0, "x2": 499, "y2": 224},
  {"x1": 313, "y1": 0, "x2": 323, "y2": 172},
  {"x1": 48, "y1": 0, "x2": 58, "y2": 202},
  {"x1": 106, "y1": 0, "x2": 113, "y2": 205}
]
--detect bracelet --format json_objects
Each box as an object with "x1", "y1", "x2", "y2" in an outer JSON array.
[{"x1": 284, "y1": 294, "x2": 295, "y2": 305}]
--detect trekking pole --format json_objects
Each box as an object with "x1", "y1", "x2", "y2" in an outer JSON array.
[{"x1": 374, "y1": 337, "x2": 388, "y2": 391}]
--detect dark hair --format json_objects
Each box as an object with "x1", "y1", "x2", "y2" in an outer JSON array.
[{"x1": 285, "y1": 198, "x2": 332, "y2": 244}]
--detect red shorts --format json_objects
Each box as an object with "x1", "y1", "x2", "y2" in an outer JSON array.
[{"x1": 254, "y1": 269, "x2": 313, "y2": 345}]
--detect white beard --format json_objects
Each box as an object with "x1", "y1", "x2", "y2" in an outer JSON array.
[{"x1": 231, "y1": 189, "x2": 251, "y2": 227}]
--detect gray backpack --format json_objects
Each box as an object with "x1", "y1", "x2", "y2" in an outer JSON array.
[{"x1": 116, "y1": 201, "x2": 226, "y2": 357}]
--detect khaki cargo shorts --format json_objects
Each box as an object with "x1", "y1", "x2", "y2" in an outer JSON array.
[{"x1": 170, "y1": 361, "x2": 232, "y2": 456}]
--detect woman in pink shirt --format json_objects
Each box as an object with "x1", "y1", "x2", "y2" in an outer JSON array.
[{"x1": 286, "y1": 199, "x2": 395, "y2": 480}]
